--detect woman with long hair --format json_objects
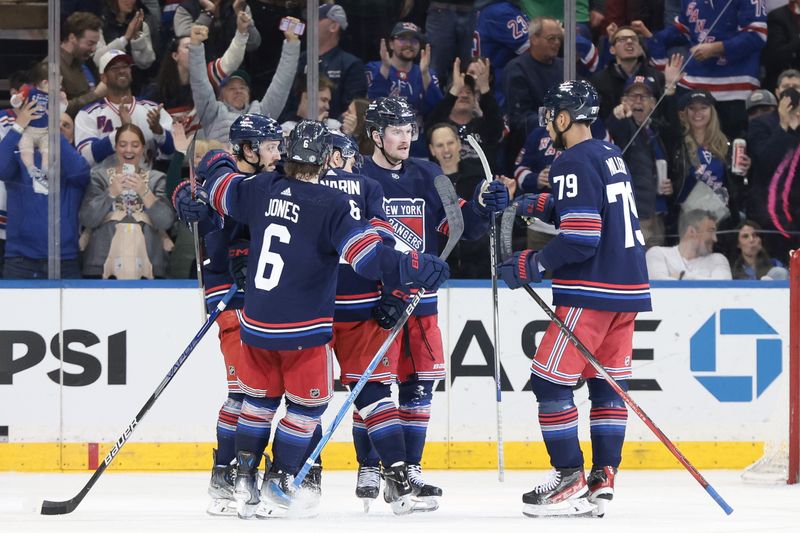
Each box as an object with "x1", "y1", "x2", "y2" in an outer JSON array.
[
  {"x1": 79, "y1": 124, "x2": 175, "y2": 279},
  {"x1": 729, "y1": 220, "x2": 788, "y2": 280}
]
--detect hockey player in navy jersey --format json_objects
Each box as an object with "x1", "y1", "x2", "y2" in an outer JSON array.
[
  {"x1": 172, "y1": 113, "x2": 285, "y2": 516},
  {"x1": 320, "y1": 131, "x2": 424, "y2": 512},
  {"x1": 182, "y1": 120, "x2": 451, "y2": 518},
  {"x1": 362, "y1": 96, "x2": 510, "y2": 508},
  {"x1": 498, "y1": 80, "x2": 651, "y2": 518}
]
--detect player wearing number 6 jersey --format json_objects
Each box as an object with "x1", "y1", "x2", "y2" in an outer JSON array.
[
  {"x1": 186, "y1": 120, "x2": 450, "y2": 519},
  {"x1": 499, "y1": 80, "x2": 651, "y2": 518}
]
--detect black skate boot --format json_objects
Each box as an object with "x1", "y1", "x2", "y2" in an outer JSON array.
[
  {"x1": 233, "y1": 451, "x2": 261, "y2": 519},
  {"x1": 301, "y1": 463, "x2": 322, "y2": 497},
  {"x1": 587, "y1": 466, "x2": 617, "y2": 517},
  {"x1": 522, "y1": 467, "x2": 596, "y2": 518},
  {"x1": 207, "y1": 449, "x2": 237, "y2": 516},
  {"x1": 355, "y1": 464, "x2": 381, "y2": 512},
  {"x1": 406, "y1": 463, "x2": 441, "y2": 512},
  {"x1": 257, "y1": 465, "x2": 319, "y2": 519},
  {"x1": 382, "y1": 462, "x2": 415, "y2": 515}
]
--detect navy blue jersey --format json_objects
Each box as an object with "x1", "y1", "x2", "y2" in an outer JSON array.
[
  {"x1": 537, "y1": 139, "x2": 652, "y2": 313},
  {"x1": 198, "y1": 216, "x2": 247, "y2": 313},
  {"x1": 320, "y1": 168, "x2": 394, "y2": 322},
  {"x1": 208, "y1": 169, "x2": 402, "y2": 350},
  {"x1": 361, "y1": 156, "x2": 490, "y2": 316}
]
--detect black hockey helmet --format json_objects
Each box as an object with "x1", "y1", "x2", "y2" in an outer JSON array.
[
  {"x1": 539, "y1": 80, "x2": 600, "y2": 127},
  {"x1": 365, "y1": 96, "x2": 419, "y2": 141},
  {"x1": 286, "y1": 119, "x2": 332, "y2": 165},
  {"x1": 329, "y1": 130, "x2": 364, "y2": 170},
  {"x1": 229, "y1": 113, "x2": 283, "y2": 156}
]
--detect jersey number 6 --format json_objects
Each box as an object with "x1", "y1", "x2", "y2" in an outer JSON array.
[{"x1": 255, "y1": 223, "x2": 291, "y2": 291}]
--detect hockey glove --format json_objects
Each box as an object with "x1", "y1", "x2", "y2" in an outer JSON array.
[
  {"x1": 476, "y1": 179, "x2": 510, "y2": 214},
  {"x1": 515, "y1": 193, "x2": 554, "y2": 225},
  {"x1": 196, "y1": 149, "x2": 238, "y2": 183},
  {"x1": 228, "y1": 239, "x2": 249, "y2": 290},
  {"x1": 498, "y1": 250, "x2": 543, "y2": 290},
  {"x1": 172, "y1": 180, "x2": 211, "y2": 223},
  {"x1": 398, "y1": 251, "x2": 450, "y2": 291},
  {"x1": 373, "y1": 290, "x2": 408, "y2": 330}
]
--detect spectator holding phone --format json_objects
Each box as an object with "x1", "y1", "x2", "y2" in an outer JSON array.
[
  {"x1": 174, "y1": 0, "x2": 260, "y2": 61},
  {"x1": 79, "y1": 124, "x2": 175, "y2": 279},
  {"x1": 747, "y1": 68, "x2": 800, "y2": 261}
]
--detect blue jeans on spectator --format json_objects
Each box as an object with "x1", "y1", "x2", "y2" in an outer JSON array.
[
  {"x1": 3, "y1": 256, "x2": 82, "y2": 279},
  {"x1": 425, "y1": 4, "x2": 477, "y2": 88}
]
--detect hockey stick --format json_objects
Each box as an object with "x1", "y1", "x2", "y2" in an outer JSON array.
[
  {"x1": 270, "y1": 174, "x2": 465, "y2": 501},
  {"x1": 499, "y1": 205, "x2": 516, "y2": 262},
  {"x1": 466, "y1": 134, "x2": 505, "y2": 481},
  {"x1": 186, "y1": 133, "x2": 206, "y2": 322},
  {"x1": 40, "y1": 284, "x2": 239, "y2": 515},
  {"x1": 519, "y1": 284, "x2": 734, "y2": 515},
  {"x1": 620, "y1": 0, "x2": 736, "y2": 155}
]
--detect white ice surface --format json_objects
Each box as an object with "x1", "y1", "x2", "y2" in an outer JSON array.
[{"x1": 2, "y1": 470, "x2": 799, "y2": 533}]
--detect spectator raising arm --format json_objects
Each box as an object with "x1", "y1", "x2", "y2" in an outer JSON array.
[
  {"x1": 255, "y1": 19, "x2": 301, "y2": 120},
  {"x1": 93, "y1": 9, "x2": 156, "y2": 70}
]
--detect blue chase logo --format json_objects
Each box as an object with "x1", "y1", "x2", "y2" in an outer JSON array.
[{"x1": 690, "y1": 309, "x2": 782, "y2": 402}]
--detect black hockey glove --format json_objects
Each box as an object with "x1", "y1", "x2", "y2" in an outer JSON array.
[
  {"x1": 373, "y1": 291, "x2": 408, "y2": 330},
  {"x1": 228, "y1": 239, "x2": 249, "y2": 290}
]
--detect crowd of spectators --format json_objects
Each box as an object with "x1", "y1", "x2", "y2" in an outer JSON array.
[{"x1": 0, "y1": 0, "x2": 797, "y2": 281}]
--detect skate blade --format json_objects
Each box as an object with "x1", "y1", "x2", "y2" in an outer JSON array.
[
  {"x1": 588, "y1": 493, "x2": 612, "y2": 518},
  {"x1": 206, "y1": 498, "x2": 237, "y2": 516},
  {"x1": 359, "y1": 497, "x2": 374, "y2": 513},
  {"x1": 236, "y1": 500, "x2": 259, "y2": 519},
  {"x1": 256, "y1": 496, "x2": 319, "y2": 519},
  {"x1": 408, "y1": 495, "x2": 439, "y2": 513},
  {"x1": 522, "y1": 498, "x2": 597, "y2": 518}
]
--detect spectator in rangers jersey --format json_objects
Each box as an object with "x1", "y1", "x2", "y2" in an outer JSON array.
[
  {"x1": 0, "y1": 98, "x2": 90, "y2": 279},
  {"x1": 188, "y1": 22, "x2": 299, "y2": 143},
  {"x1": 646, "y1": 209, "x2": 732, "y2": 279},
  {"x1": 591, "y1": 23, "x2": 665, "y2": 122},
  {"x1": 643, "y1": 0, "x2": 767, "y2": 140},
  {"x1": 176, "y1": 120, "x2": 451, "y2": 518},
  {"x1": 61, "y1": 11, "x2": 107, "y2": 117},
  {"x1": 424, "y1": 57, "x2": 505, "y2": 176},
  {"x1": 93, "y1": 0, "x2": 158, "y2": 95},
  {"x1": 499, "y1": 80, "x2": 651, "y2": 518},
  {"x1": 366, "y1": 22, "x2": 444, "y2": 158},
  {"x1": 74, "y1": 49, "x2": 175, "y2": 167},
  {"x1": 362, "y1": 97, "x2": 509, "y2": 510},
  {"x1": 292, "y1": 3, "x2": 367, "y2": 120},
  {"x1": 473, "y1": 0, "x2": 530, "y2": 109},
  {"x1": 79, "y1": 124, "x2": 175, "y2": 279}
]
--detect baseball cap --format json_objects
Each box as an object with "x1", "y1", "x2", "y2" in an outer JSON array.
[
  {"x1": 623, "y1": 75, "x2": 658, "y2": 96},
  {"x1": 679, "y1": 89, "x2": 715, "y2": 110},
  {"x1": 98, "y1": 49, "x2": 132, "y2": 74},
  {"x1": 745, "y1": 89, "x2": 778, "y2": 111},
  {"x1": 390, "y1": 21, "x2": 423, "y2": 41},
  {"x1": 319, "y1": 4, "x2": 348, "y2": 31},
  {"x1": 220, "y1": 69, "x2": 251, "y2": 89}
]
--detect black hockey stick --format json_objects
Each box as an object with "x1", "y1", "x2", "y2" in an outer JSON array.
[
  {"x1": 40, "y1": 284, "x2": 239, "y2": 515},
  {"x1": 270, "y1": 174, "x2": 465, "y2": 500},
  {"x1": 466, "y1": 134, "x2": 505, "y2": 480},
  {"x1": 519, "y1": 284, "x2": 734, "y2": 515}
]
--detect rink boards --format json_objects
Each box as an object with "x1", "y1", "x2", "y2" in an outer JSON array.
[{"x1": 0, "y1": 280, "x2": 790, "y2": 471}]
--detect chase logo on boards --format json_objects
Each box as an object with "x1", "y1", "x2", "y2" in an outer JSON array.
[{"x1": 690, "y1": 309, "x2": 782, "y2": 402}]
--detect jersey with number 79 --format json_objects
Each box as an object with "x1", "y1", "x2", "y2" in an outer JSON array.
[
  {"x1": 208, "y1": 169, "x2": 408, "y2": 351},
  {"x1": 537, "y1": 139, "x2": 652, "y2": 313}
]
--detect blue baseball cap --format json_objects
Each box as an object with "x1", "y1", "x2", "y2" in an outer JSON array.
[{"x1": 623, "y1": 75, "x2": 658, "y2": 96}]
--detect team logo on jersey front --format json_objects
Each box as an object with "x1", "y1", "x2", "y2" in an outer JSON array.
[{"x1": 383, "y1": 198, "x2": 425, "y2": 252}]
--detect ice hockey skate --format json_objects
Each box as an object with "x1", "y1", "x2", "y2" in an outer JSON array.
[
  {"x1": 406, "y1": 463, "x2": 441, "y2": 512},
  {"x1": 206, "y1": 449, "x2": 237, "y2": 516},
  {"x1": 232, "y1": 451, "x2": 261, "y2": 519},
  {"x1": 381, "y1": 462, "x2": 416, "y2": 515},
  {"x1": 587, "y1": 466, "x2": 616, "y2": 517},
  {"x1": 257, "y1": 466, "x2": 320, "y2": 519},
  {"x1": 355, "y1": 464, "x2": 381, "y2": 512},
  {"x1": 522, "y1": 467, "x2": 597, "y2": 518}
]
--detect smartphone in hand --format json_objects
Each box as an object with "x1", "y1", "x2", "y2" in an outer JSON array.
[{"x1": 279, "y1": 17, "x2": 305, "y2": 36}]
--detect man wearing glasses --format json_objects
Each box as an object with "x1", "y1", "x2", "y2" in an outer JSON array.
[{"x1": 591, "y1": 25, "x2": 664, "y2": 122}]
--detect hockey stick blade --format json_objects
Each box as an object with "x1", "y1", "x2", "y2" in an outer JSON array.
[
  {"x1": 268, "y1": 176, "x2": 465, "y2": 505},
  {"x1": 520, "y1": 284, "x2": 734, "y2": 515},
  {"x1": 499, "y1": 205, "x2": 516, "y2": 262},
  {"x1": 41, "y1": 285, "x2": 238, "y2": 515}
]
